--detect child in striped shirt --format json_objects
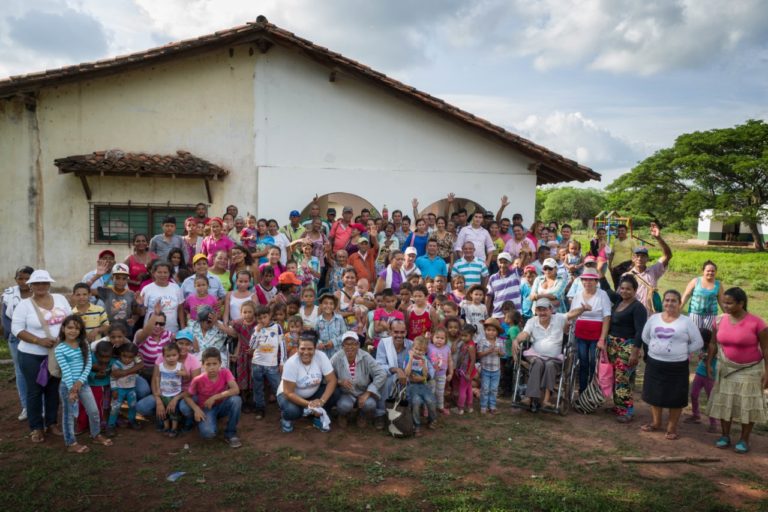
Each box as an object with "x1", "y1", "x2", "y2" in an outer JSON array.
[
  {"x1": 107, "y1": 342, "x2": 144, "y2": 436},
  {"x1": 55, "y1": 315, "x2": 113, "y2": 453},
  {"x1": 72, "y1": 282, "x2": 109, "y2": 342}
]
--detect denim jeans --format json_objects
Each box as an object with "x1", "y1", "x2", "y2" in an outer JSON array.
[
  {"x1": 251, "y1": 364, "x2": 281, "y2": 411},
  {"x1": 136, "y1": 393, "x2": 194, "y2": 426},
  {"x1": 8, "y1": 334, "x2": 27, "y2": 409},
  {"x1": 277, "y1": 384, "x2": 336, "y2": 421},
  {"x1": 376, "y1": 373, "x2": 400, "y2": 418},
  {"x1": 576, "y1": 337, "x2": 598, "y2": 393},
  {"x1": 334, "y1": 390, "x2": 377, "y2": 416},
  {"x1": 60, "y1": 382, "x2": 100, "y2": 446},
  {"x1": 108, "y1": 388, "x2": 137, "y2": 426},
  {"x1": 480, "y1": 369, "x2": 501, "y2": 410},
  {"x1": 18, "y1": 351, "x2": 60, "y2": 431},
  {"x1": 197, "y1": 395, "x2": 242, "y2": 439},
  {"x1": 408, "y1": 382, "x2": 436, "y2": 427},
  {"x1": 135, "y1": 375, "x2": 151, "y2": 399}
]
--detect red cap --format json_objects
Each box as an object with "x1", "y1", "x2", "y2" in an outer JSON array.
[
  {"x1": 349, "y1": 223, "x2": 366, "y2": 233},
  {"x1": 277, "y1": 272, "x2": 301, "y2": 285},
  {"x1": 98, "y1": 249, "x2": 115, "y2": 259}
]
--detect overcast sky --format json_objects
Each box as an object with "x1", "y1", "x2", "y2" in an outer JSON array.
[{"x1": 2, "y1": 0, "x2": 766, "y2": 186}]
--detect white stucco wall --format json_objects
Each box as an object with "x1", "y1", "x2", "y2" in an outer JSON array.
[
  {"x1": 253, "y1": 46, "x2": 537, "y2": 223},
  {"x1": 0, "y1": 46, "x2": 257, "y2": 283}
]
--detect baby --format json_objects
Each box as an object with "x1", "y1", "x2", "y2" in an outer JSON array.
[{"x1": 352, "y1": 278, "x2": 375, "y2": 335}]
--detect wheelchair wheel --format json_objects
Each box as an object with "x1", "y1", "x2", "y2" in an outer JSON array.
[{"x1": 558, "y1": 350, "x2": 576, "y2": 416}]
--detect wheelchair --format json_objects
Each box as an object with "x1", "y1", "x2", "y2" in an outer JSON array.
[{"x1": 510, "y1": 329, "x2": 578, "y2": 415}]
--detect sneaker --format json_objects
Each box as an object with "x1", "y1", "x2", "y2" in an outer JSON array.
[
  {"x1": 254, "y1": 411, "x2": 264, "y2": 420},
  {"x1": 280, "y1": 419, "x2": 294, "y2": 433},
  {"x1": 18, "y1": 408, "x2": 27, "y2": 421},
  {"x1": 440, "y1": 408, "x2": 451, "y2": 416},
  {"x1": 427, "y1": 420, "x2": 437, "y2": 430},
  {"x1": 489, "y1": 409, "x2": 499, "y2": 415},
  {"x1": 226, "y1": 436, "x2": 242, "y2": 449},
  {"x1": 374, "y1": 416, "x2": 386, "y2": 430},
  {"x1": 715, "y1": 436, "x2": 731, "y2": 449},
  {"x1": 312, "y1": 416, "x2": 331, "y2": 433},
  {"x1": 480, "y1": 408, "x2": 488, "y2": 415},
  {"x1": 167, "y1": 430, "x2": 179, "y2": 438},
  {"x1": 734, "y1": 440, "x2": 749, "y2": 454}
]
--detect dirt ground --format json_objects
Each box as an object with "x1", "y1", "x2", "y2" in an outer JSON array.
[{"x1": 0, "y1": 371, "x2": 766, "y2": 512}]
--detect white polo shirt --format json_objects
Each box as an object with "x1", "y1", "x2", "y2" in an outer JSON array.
[{"x1": 523, "y1": 313, "x2": 567, "y2": 358}]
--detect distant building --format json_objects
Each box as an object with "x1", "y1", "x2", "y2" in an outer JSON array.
[{"x1": 697, "y1": 209, "x2": 767, "y2": 243}]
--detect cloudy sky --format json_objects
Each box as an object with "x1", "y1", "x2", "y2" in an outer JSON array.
[{"x1": 2, "y1": 0, "x2": 766, "y2": 185}]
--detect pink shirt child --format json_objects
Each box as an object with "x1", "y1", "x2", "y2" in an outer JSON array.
[
  {"x1": 188, "y1": 367, "x2": 235, "y2": 407},
  {"x1": 156, "y1": 352, "x2": 201, "y2": 392},
  {"x1": 184, "y1": 294, "x2": 219, "y2": 322}
]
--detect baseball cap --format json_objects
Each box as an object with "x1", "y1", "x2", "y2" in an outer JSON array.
[
  {"x1": 542, "y1": 258, "x2": 557, "y2": 269},
  {"x1": 327, "y1": 208, "x2": 337, "y2": 215},
  {"x1": 98, "y1": 249, "x2": 115, "y2": 259},
  {"x1": 175, "y1": 329, "x2": 194, "y2": 342},
  {"x1": 278, "y1": 272, "x2": 301, "y2": 285},
  {"x1": 523, "y1": 265, "x2": 537, "y2": 274},
  {"x1": 342, "y1": 206, "x2": 353, "y2": 213},
  {"x1": 497, "y1": 252, "x2": 513, "y2": 262},
  {"x1": 584, "y1": 255, "x2": 597, "y2": 264},
  {"x1": 404, "y1": 247, "x2": 418, "y2": 256},
  {"x1": 342, "y1": 331, "x2": 360, "y2": 343},
  {"x1": 111, "y1": 263, "x2": 129, "y2": 275},
  {"x1": 356, "y1": 236, "x2": 370, "y2": 245},
  {"x1": 633, "y1": 247, "x2": 649, "y2": 255},
  {"x1": 580, "y1": 269, "x2": 600, "y2": 280},
  {"x1": 289, "y1": 210, "x2": 300, "y2": 218},
  {"x1": 192, "y1": 253, "x2": 208, "y2": 265}
]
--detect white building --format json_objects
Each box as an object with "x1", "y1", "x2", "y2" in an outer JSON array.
[
  {"x1": 0, "y1": 16, "x2": 598, "y2": 282},
  {"x1": 697, "y1": 209, "x2": 767, "y2": 244}
]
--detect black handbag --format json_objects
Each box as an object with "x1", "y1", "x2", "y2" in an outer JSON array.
[{"x1": 385, "y1": 384, "x2": 414, "y2": 438}]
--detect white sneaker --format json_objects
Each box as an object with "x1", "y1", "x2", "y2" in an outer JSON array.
[{"x1": 18, "y1": 408, "x2": 27, "y2": 421}]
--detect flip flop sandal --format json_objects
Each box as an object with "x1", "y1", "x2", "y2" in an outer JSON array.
[
  {"x1": 640, "y1": 423, "x2": 660, "y2": 432},
  {"x1": 665, "y1": 432, "x2": 680, "y2": 440},
  {"x1": 734, "y1": 441, "x2": 749, "y2": 454},
  {"x1": 715, "y1": 436, "x2": 731, "y2": 449},
  {"x1": 67, "y1": 443, "x2": 90, "y2": 454},
  {"x1": 92, "y1": 435, "x2": 113, "y2": 446}
]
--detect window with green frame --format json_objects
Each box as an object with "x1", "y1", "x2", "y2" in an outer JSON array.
[{"x1": 91, "y1": 204, "x2": 199, "y2": 243}]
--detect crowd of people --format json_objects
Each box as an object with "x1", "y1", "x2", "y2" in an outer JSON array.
[{"x1": 1, "y1": 196, "x2": 766, "y2": 455}]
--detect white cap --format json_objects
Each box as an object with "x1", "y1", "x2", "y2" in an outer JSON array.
[
  {"x1": 497, "y1": 252, "x2": 513, "y2": 262},
  {"x1": 342, "y1": 331, "x2": 360, "y2": 343},
  {"x1": 534, "y1": 298, "x2": 553, "y2": 309},
  {"x1": 404, "y1": 247, "x2": 418, "y2": 256},
  {"x1": 542, "y1": 258, "x2": 558, "y2": 269},
  {"x1": 112, "y1": 263, "x2": 130, "y2": 275},
  {"x1": 27, "y1": 270, "x2": 55, "y2": 284}
]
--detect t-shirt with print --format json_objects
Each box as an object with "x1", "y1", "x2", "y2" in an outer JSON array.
[
  {"x1": 277, "y1": 351, "x2": 333, "y2": 399},
  {"x1": 427, "y1": 343, "x2": 451, "y2": 377},
  {"x1": 249, "y1": 323, "x2": 285, "y2": 367},
  {"x1": 141, "y1": 282, "x2": 184, "y2": 333},
  {"x1": 111, "y1": 358, "x2": 140, "y2": 389},
  {"x1": 156, "y1": 352, "x2": 201, "y2": 392},
  {"x1": 460, "y1": 302, "x2": 489, "y2": 339},
  {"x1": 97, "y1": 287, "x2": 136, "y2": 324},
  {"x1": 188, "y1": 367, "x2": 235, "y2": 408},
  {"x1": 159, "y1": 362, "x2": 183, "y2": 397},
  {"x1": 372, "y1": 308, "x2": 405, "y2": 341}
]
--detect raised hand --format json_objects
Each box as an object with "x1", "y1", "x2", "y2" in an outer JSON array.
[
  {"x1": 500, "y1": 195, "x2": 510, "y2": 208},
  {"x1": 446, "y1": 193, "x2": 455, "y2": 203}
]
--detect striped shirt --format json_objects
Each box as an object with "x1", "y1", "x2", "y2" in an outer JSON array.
[
  {"x1": 453, "y1": 257, "x2": 489, "y2": 286},
  {"x1": 477, "y1": 338, "x2": 504, "y2": 372},
  {"x1": 136, "y1": 330, "x2": 173, "y2": 369},
  {"x1": 76, "y1": 304, "x2": 109, "y2": 334},
  {"x1": 487, "y1": 269, "x2": 522, "y2": 317},
  {"x1": 55, "y1": 342, "x2": 92, "y2": 389}
]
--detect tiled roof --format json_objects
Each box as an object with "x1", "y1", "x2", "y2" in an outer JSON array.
[
  {"x1": 3, "y1": 16, "x2": 599, "y2": 184},
  {"x1": 55, "y1": 150, "x2": 229, "y2": 179}
]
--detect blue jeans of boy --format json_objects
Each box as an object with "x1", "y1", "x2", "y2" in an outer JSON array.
[
  {"x1": 198, "y1": 395, "x2": 242, "y2": 440},
  {"x1": 407, "y1": 382, "x2": 436, "y2": 428},
  {"x1": 108, "y1": 387, "x2": 137, "y2": 427},
  {"x1": 576, "y1": 337, "x2": 597, "y2": 392},
  {"x1": 252, "y1": 364, "x2": 281, "y2": 412},
  {"x1": 59, "y1": 382, "x2": 100, "y2": 446},
  {"x1": 480, "y1": 369, "x2": 500, "y2": 410}
]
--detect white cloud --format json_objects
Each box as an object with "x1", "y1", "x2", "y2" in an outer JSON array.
[{"x1": 443, "y1": 0, "x2": 768, "y2": 75}]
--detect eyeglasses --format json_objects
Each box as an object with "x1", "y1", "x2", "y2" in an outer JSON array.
[{"x1": 155, "y1": 322, "x2": 166, "y2": 327}]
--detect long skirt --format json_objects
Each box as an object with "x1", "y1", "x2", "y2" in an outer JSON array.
[
  {"x1": 707, "y1": 347, "x2": 767, "y2": 425},
  {"x1": 642, "y1": 356, "x2": 689, "y2": 408}
]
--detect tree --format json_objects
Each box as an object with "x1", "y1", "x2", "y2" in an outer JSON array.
[
  {"x1": 540, "y1": 187, "x2": 605, "y2": 228},
  {"x1": 606, "y1": 119, "x2": 768, "y2": 250}
]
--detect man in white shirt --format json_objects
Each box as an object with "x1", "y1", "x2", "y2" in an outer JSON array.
[{"x1": 454, "y1": 211, "x2": 496, "y2": 267}]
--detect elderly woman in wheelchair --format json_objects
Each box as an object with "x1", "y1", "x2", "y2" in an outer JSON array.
[{"x1": 511, "y1": 298, "x2": 590, "y2": 412}]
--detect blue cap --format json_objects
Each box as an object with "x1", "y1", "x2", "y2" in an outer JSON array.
[
  {"x1": 289, "y1": 210, "x2": 300, "y2": 217},
  {"x1": 633, "y1": 247, "x2": 649, "y2": 255},
  {"x1": 175, "y1": 329, "x2": 194, "y2": 342}
]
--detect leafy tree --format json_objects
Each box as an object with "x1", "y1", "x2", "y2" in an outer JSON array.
[
  {"x1": 540, "y1": 187, "x2": 605, "y2": 228},
  {"x1": 606, "y1": 119, "x2": 768, "y2": 250}
]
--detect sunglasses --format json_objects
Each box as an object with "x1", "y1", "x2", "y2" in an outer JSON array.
[
  {"x1": 155, "y1": 322, "x2": 166, "y2": 327},
  {"x1": 543, "y1": 266, "x2": 554, "y2": 271}
]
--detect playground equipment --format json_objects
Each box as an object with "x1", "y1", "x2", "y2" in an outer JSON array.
[{"x1": 593, "y1": 211, "x2": 632, "y2": 246}]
